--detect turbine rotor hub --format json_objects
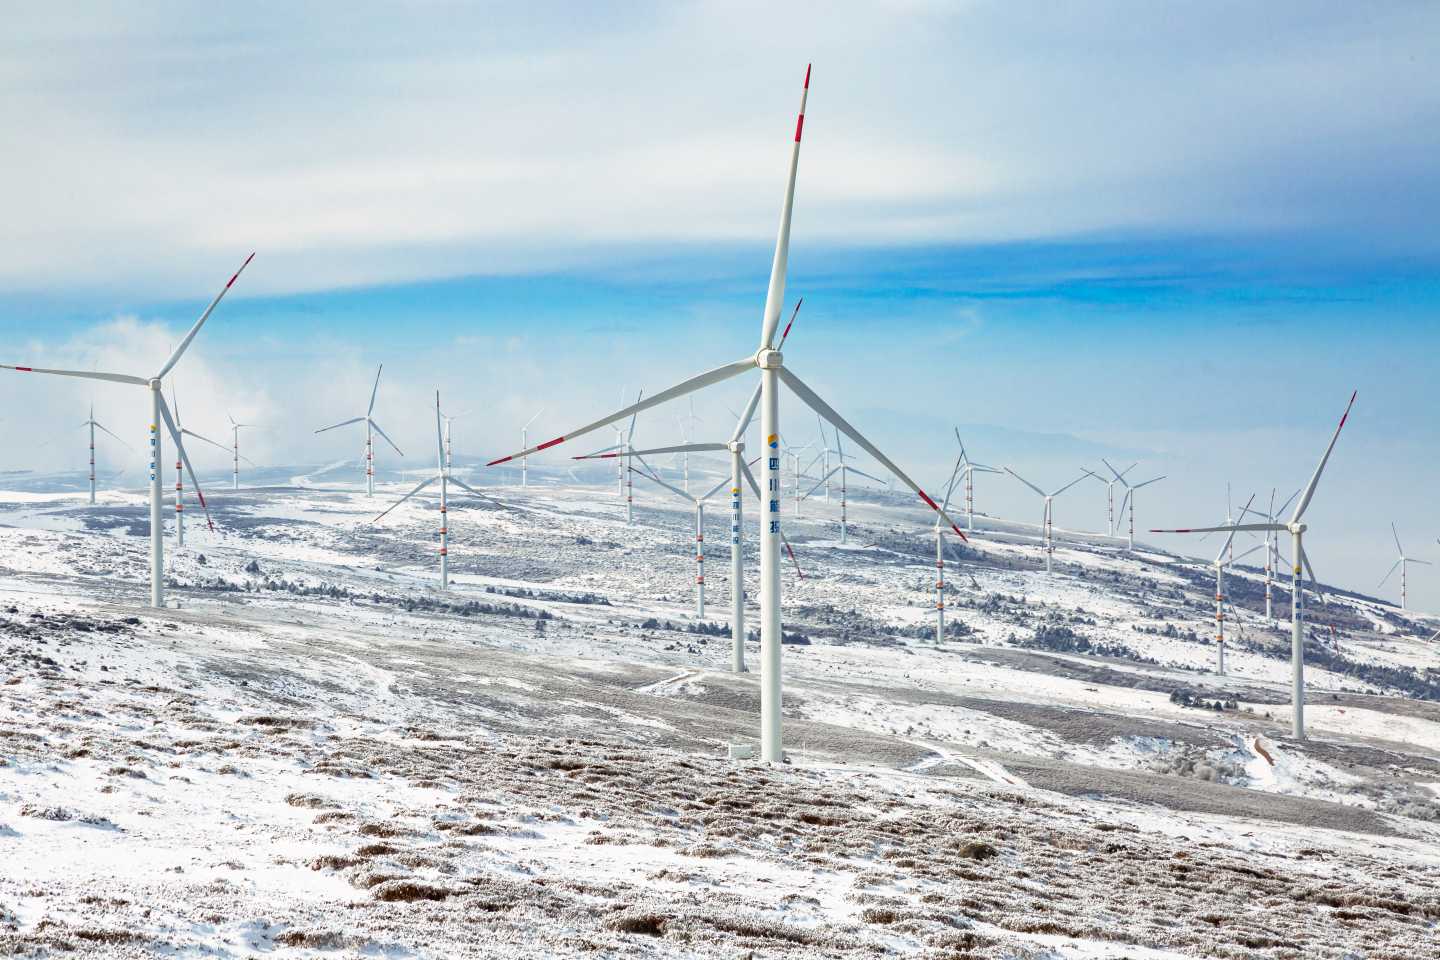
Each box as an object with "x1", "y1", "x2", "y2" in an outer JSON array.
[{"x1": 756, "y1": 349, "x2": 783, "y2": 370}]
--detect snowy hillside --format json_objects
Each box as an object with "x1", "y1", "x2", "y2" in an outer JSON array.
[{"x1": 2, "y1": 470, "x2": 1438, "y2": 958}]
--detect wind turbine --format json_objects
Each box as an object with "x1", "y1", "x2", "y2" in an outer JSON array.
[
  {"x1": 1003, "y1": 468, "x2": 1092, "y2": 573},
  {"x1": 1240, "y1": 488, "x2": 1299, "y2": 621},
  {"x1": 487, "y1": 66, "x2": 966, "y2": 761},
  {"x1": 1095, "y1": 459, "x2": 1137, "y2": 538},
  {"x1": 1378, "y1": 523, "x2": 1430, "y2": 611},
  {"x1": 784, "y1": 438, "x2": 815, "y2": 517},
  {"x1": 933, "y1": 447, "x2": 967, "y2": 644},
  {"x1": 1153, "y1": 391, "x2": 1356, "y2": 740},
  {"x1": 314, "y1": 365, "x2": 404, "y2": 496},
  {"x1": 520, "y1": 407, "x2": 544, "y2": 487},
  {"x1": 1209, "y1": 493, "x2": 1257, "y2": 676},
  {"x1": 80, "y1": 403, "x2": 131, "y2": 505},
  {"x1": 674, "y1": 398, "x2": 703, "y2": 494},
  {"x1": 1112, "y1": 471, "x2": 1167, "y2": 552},
  {"x1": 373, "y1": 392, "x2": 508, "y2": 590},
  {"x1": 800, "y1": 429, "x2": 883, "y2": 544},
  {"x1": 811, "y1": 413, "x2": 842, "y2": 503},
  {"x1": 954, "y1": 431, "x2": 1001, "y2": 533},
  {"x1": 227, "y1": 415, "x2": 257, "y2": 491},
  {"x1": 627, "y1": 454, "x2": 733, "y2": 618},
  {"x1": 169, "y1": 387, "x2": 228, "y2": 548},
  {"x1": 1, "y1": 254, "x2": 253, "y2": 608}
]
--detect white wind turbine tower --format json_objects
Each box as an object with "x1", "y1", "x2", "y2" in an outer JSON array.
[
  {"x1": 1379, "y1": 523, "x2": 1430, "y2": 611},
  {"x1": 1209, "y1": 493, "x2": 1257, "y2": 676},
  {"x1": 1153, "y1": 391, "x2": 1356, "y2": 740},
  {"x1": 520, "y1": 407, "x2": 543, "y2": 487},
  {"x1": 488, "y1": 66, "x2": 966, "y2": 761},
  {"x1": 1003, "y1": 468, "x2": 1092, "y2": 573},
  {"x1": 801, "y1": 429, "x2": 883, "y2": 544},
  {"x1": 80, "y1": 402, "x2": 131, "y2": 505},
  {"x1": 169, "y1": 387, "x2": 229, "y2": 548},
  {"x1": 1112, "y1": 471, "x2": 1167, "y2": 552},
  {"x1": 314, "y1": 365, "x2": 404, "y2": 495},
  {"x1": 226, "y1": 415, "x2": 257, "y2": 491},
  {"x1": 1, "y1": 254, "x2": 253, "y2": 608},
  {"x1": 374, "y1": 391, "x2": 508, "y2": 590},
  {"x1": 1096, "y1": 459, "x2": 1137, "y2": 538},
  {"x1": 954, "y1": 431, "x2": 1001, "y2": 533}
]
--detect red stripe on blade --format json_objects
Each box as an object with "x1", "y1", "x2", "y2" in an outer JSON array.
[
  {"x1": 487, "y1": 455, "x2": 514, "y2": 466},
  {"x1": 536, "y1": 436, "x2": 566, "y2": 451},
  {"x1": 804, "y1": 64, "x2": 811, "y2": 89},
  {"x1": 15, "y1": 367, "x2": 32, "y2": 372},
  {"x1": 794, "y1": 115, "x2": 804, "y2": 142},
  {"x1": 918, "y1": 490, "x2": 939, "y2": 511}
]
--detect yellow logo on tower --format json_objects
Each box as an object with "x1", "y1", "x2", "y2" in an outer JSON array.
[{"x1": 767, "y1": 434, "x2": 778, "y2": 448}]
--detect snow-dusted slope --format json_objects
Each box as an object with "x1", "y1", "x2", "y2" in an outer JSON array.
[{"x1": 2, "y1": 477, "x2": 1438, "y2": 957}]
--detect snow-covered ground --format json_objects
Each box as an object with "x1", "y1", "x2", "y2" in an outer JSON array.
[{"x1": 2, "y1": 471, "x2": 1438, "y2": 957}]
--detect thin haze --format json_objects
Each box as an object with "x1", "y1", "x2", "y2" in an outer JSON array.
[{"x1": 1, "y1": 2, "x2": 1438, "y2": 609}]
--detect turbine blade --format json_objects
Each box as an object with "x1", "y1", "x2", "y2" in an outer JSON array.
[
  {"x1": 581, "y1": 442, "x2": 624, "y2": 458},
  {"x1": 314, "y1": 416, "x2": 365, "y2": 434},
  {"x1": 780, "y1": 367, "x2": 966, "y2": 540},
  {"x1": 801, "y1": 466, "x2": 841, "y2": 500},
  {"x1": 630, "y1": 456, "x2": 693, "y2": 504},
  {"x1": 93, "y1": 422, "x2": 134, "y2": 451},
  {"x1": 487, "y1": 356, "x2": 753, "y2": 465},
  {"x1": 1003, "y1": 467, "x2": 1047, "y2": 499},
  {"x1": 523, "y1": 407, "x2": 545, "y2": 430},
  {"x1": 1132, "y1": 475, "x2": 1166, "y2": 490},
  {"x1": 1391, "y1": 522, "x2": 1404, "y2": 557},
  {"x1": 731, "y1": 381, "x2": 762, "y2": 444},
  {"x1": 939, "y1": 454, "x2": 964, "y2": 516},
  {"x1": 845, "y1": 466, "x2": 885, "y2": 485},
  {"x1": 777, "y1": 298, "x2": 803, "y2": 349},
  {"x1": 180, "y1": 429, "x2": 229, "y2": 454},
  {"x1": 1291, "y1": 390, "x2": 1357, "y2": 523},
  {"x1": 1301, "y1": 545, "x2": 1323, "y2": 602},
  {"x1": 758, "y1": 66, "x2": 810, "y2": 350},
  {"x1": 699, "y1": 473, "x2": 733, "y2": 502},
  {"x1": 0, "y1": 365, "x2": 145, "y2": 386},
  {"x1": 155, "y1": 253, "x2": 255, "y2": 380},
  {"x1": 369, "y1": 419, "x2": 404, "y2": 457},
  {"x1": 627, "y1": 389, "x2": 645, "y2": 443},
  {"x1": 158, "y1": 394, "x2": 215, "y2": 532},
  {"x1": 1378, "y1": 558, "x2": 1401, "y2": 589},
  {"x1": 577, "y1": 442, "x2": 728, "y2": 460},
  {"x1": 368, "y1": 364, "x2": 383, "y2": 417},
  {"x1": 1230, "y1": 542, "x2": 1266, "y2": 565},
  {"x1": 1051, "y1": 471, "x2": 1095, "y2": 498},
  {"x1": 450, "y1": 476, "x2": 514, "y2": 510},
  {"x1": 372, "y1": 476, "x2": 438, "y2": 523},
  {"x1": 1152, "y1": 522, "x2": 1281, "y2": 534},
  {"x1": 1115, "y1": 488, "x2": 1132, "y2": 525}
]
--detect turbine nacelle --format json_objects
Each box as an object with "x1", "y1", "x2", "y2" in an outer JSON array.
[{"x1": 757, "y1": 349, "x2": 783, "y2": 370}]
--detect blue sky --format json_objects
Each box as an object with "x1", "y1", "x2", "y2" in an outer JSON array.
[{"x1": 1, "y1": 2, "x2": 1438, "y2": 610}]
